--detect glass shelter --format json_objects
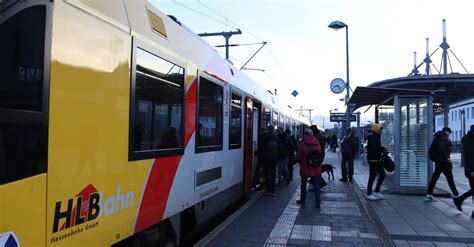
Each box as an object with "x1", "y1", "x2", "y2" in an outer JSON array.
[{"x1": 351, "y1": 87, "x2": 434, "y2": 192}]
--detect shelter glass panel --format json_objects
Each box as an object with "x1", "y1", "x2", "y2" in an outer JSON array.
[
  {"x1": 399, "y1": 97, "x2": 428, "y2": 187},
  {"x1": 378, "y1": 106, "x2": 395, "y2": 156}
]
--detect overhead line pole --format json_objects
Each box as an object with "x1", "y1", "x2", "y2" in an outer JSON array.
[
  {"x1": 198, "y1": 29, "x2": 242, "y2": 59},
  {"x1": 296, "y1": 108, "x2": 314, "y2": 125}
]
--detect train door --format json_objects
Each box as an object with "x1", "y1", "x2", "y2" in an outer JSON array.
[
  {"x1": 0, "y1": 1, "x2": 51, "y2": 246},
  {"x1": 243, "y1": 97, "x2": 254, "y2": 193},
  {"x1": 251, "y1": 107, "x2": 259, "y2": 183}
]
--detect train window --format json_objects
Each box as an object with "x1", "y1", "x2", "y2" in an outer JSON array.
[
  {"x1": 229, "y1": 92, "x2": 242, "y2": 149},
  {"x1": 272, "y1": 111, "x2": 278, "y2": 127},
  {"x1": 196, "y1": 77, "x2": 223, "y2": 152},
  {"x1": 264, "y1": 107, "x2": 271, "y2": 127},
  {"x1": 129, "y1": 48, "x2": 184, "y2": 160},
  {"x1": 279, "y1": 115, "x2": 285, "y2": 128},
  {"x1": 0, "y1": 6, "x2": 45, "y2": 111},
  {"x1": 0, "y1": 5, "x2": 48, "y2": 185}
]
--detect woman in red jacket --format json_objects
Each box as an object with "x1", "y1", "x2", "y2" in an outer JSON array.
[{"x1": 296, "y1": 129, "x2": 323, "y2": 207}]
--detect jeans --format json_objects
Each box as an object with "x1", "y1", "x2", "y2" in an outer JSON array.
[
  {"x1": 341, "y1": 154, "x2": 354, "y2": 179},
  {"x1": 263, "y1": 159, "x2": 277, "y2": 193},
  {"x1": 457, "y1": 178, "x2": 474, "y2": 202},
  {"x1": 300, "y1": 176, "x2": 321, "y2": 205},
  {"x1": 277, "y1": 158, "x2": 289, "y2": 183},
  {"x1": 427, "y1": 162, "x2": 459, "y2": 196},
  {"x1": 367, "y1": 161, "x2": 386, "y2": 195}
]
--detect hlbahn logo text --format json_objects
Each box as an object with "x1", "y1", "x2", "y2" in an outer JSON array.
[{"x1": 52, "y1": 184, "x2": 134, "y2": 235}]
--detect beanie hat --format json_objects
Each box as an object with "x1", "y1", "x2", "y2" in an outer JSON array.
[{"x1": 371, "y1": 124, "x2": 382, "y2": 134}]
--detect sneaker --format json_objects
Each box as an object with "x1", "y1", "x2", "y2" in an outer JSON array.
[
  {"x1": 424, "y1": 194, "x2": 436, "y2": 202},
  {"x1": 453, "y1": 197, "x2": 463, "y2": 211},
  {"x1": 296, "y1": 199, "x2": 305, "y2": 205},
  {"x1": 373, "y1": 192, "x2": 385, "y2": 200},
  {"x1": 366, "y1": 194, "x2": 378, "y2": 201}
]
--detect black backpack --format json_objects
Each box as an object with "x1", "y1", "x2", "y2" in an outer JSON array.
[
  {"x1": 306, "y1": 144, "x2": 323, "y2": 167},
  {"x1": 428, "y1": 138, "x2": 439, "y2": 162}
]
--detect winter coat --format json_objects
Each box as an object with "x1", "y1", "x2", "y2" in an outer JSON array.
[
  {"x1": 296, "y1": 135, "x2": 322, "y2": 177},
  {"x1": 366, "y1": 132, "x2": 384, "y2": 162},
  {"x1": 261, "y1": 131, "x2": 279, "y2": 162},
  {"x1": 277, "y1": 132, "x2": 290, "y2": 159},
  {"x1": 432, "y1": 131, "x2": 451, "y2": 163},
  {"x1": 462, "y1": 131, "x2": 474, "y2": 178},
  {"x1": 341, "y1": 134, "x2": 357, "y2": 157}
]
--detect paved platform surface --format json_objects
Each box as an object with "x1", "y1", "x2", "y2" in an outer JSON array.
[
  {"x1": 200, "y1": 151, "x2": 474, "y2": 247},
  {"x1": 203, "y1": 151, "x2": 386, "y2": 247},
  {"x1": 352, "y1": 151, "x2": 474, "y2": 247}
]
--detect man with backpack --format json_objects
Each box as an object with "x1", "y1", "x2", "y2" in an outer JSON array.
[
  {"x1": 261, "y1": 125, "x2": 279, "y2": 197},
  {"x1": 426, "y1": 127, "x2": 459, "y2": 201},
  {"x1": 296, "y1": 129, "x2": 323, "y2": 208},
  {"x1": 340, "y1": 128, "x2": 357, "y2": 182},
  {"x1": 453, "y1": 125, "x2": 474, "y2": 218}
]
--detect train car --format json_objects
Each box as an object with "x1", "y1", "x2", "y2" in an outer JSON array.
[{"x1": 0, "y1": 0, "x2": 310, "y2": 246}]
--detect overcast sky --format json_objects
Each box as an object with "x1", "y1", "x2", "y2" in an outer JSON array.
[{"x1": 150, "y1": 0, "x2": 474, "y2": 128}]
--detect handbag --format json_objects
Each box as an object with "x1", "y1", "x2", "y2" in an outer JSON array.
[{"x1": 380, "y1": 152, "x2": 395, "y2": 172}]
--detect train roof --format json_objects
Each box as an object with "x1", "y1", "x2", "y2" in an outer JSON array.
[{"x1": 66, "y1": 0, "x2": 308, "y2": 125}]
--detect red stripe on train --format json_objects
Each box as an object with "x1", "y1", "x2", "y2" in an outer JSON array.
[{"x1": 134, "y1": 80, "x2": 197, "y2": 233}]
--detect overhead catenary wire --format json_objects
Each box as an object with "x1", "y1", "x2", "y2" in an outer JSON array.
[
  {"x1": 197, "y1": 0, "x2": 264, "y2": 42},
  {"x1": 196, "y1": 0, "x2": 293, "y2": 93},
  {"x1": 173, "y1": 0, "x2": 294, "y2": 98},
  {"x1": 172, "y1": 0, "x2": 237, "y2": 30}
]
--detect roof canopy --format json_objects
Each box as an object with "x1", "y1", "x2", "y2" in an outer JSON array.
[
  {"x1": 349, "y1": 87, "x2": 432, "y2": 111},
  {"x1": 350, "y1": 74, "x2": 474, "y2": 111}
]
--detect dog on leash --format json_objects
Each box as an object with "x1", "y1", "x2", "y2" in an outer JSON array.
[{"x1": 322, "y1": 164, "x2": 336, "y2": 180}]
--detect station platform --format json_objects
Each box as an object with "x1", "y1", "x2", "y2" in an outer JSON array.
[{"x1": 198, "y1": 151, "x2": 474, "y2": 247}]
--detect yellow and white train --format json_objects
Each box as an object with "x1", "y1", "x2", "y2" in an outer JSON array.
[{"x1": 0, "y1": 0, "x2": 312, "y2": 246}]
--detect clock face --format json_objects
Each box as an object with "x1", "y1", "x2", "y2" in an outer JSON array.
[{"x1": 330, "y1": 78, "x2": 345, "y2": 94}]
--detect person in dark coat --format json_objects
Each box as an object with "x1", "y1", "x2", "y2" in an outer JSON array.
[
  {"x1": 296, "y1": 129, "x2": 323, "y2": 207},
  {"x1": 426, "y1": 127, "x2": 459, "y2": 201},
  {"x1": 277, "y1": 127, "x2": 290, "y2": 185},
  {"x1": 340, "y1": 128, "x2": 357, "y2": 182},
  {"x1": 286, "y1": 129, "x2": 297, "y2": 181},
  {"x1": 254, "y1": 128, "x2": 267, "y2": 190},
  {"x1": 310, "y1": 125, "x2": 326, "y2": 161},
  {"x1": 366, "y1": 124, "x2": 386, "y2": 201},
  {"x1": 261, "y1": 125, "x2": 279, "y2": 196},
  {"x1": 453, "y1": 125, "x2": 474, "y2": 218}
]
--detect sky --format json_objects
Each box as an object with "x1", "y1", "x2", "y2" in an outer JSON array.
[{"x1": 150, "y1": 0, "x2": 474, "y2": 128}]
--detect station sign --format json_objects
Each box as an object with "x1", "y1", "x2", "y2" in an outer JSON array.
[{"x1": 330, "y1": 113, "x2": 356, "y2": 122}]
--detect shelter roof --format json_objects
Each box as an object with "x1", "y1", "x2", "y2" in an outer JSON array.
[
  {"x1": 368, "y1": 74, "x2": 474, "y2": 105},
  {"x1": 349, "y1": 87, "x2": 432, "y2": 111}
]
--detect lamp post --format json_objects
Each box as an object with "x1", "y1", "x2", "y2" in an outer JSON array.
[{"x1": 328, "y1": 20, "x2": 350, "y2": 132}]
